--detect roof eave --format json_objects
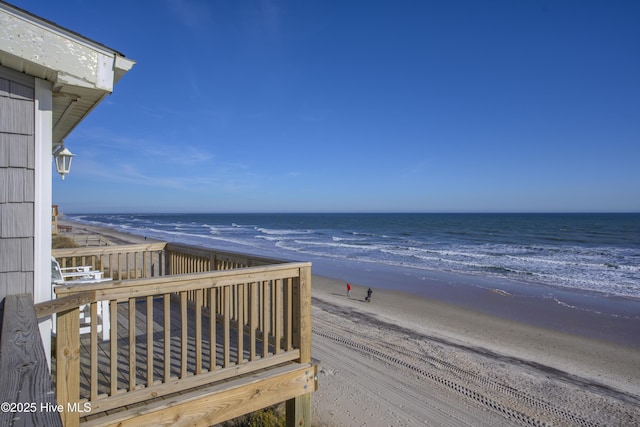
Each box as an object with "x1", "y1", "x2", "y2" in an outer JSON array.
[{"x1": 0, "y1": 1, "x2": 135, "y2": 143}]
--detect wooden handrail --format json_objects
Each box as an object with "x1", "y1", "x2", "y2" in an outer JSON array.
[
  {"x1": 35, "y1": 291, "x2": 95, "y2": 318},
  {"x1": 0, "y1": 295, "x2": 63, "y2": 426},
  {"x1": 53, "y1": 242, "x2": 167, "y2": 257},
  {"x1": 54, "y1": 263, "x2": 311, "y2": 301}
]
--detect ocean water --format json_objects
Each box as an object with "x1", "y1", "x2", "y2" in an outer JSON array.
[{"x1": 67, "y1": 213, "x2": 640, "y2": 300}]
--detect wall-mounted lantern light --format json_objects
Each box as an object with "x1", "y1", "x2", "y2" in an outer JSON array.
[{"x1": 53, "y1": 141, "x2": 75, "y2": 180}]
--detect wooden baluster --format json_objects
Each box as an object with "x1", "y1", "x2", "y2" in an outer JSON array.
[
  {"x1": 146, "y1": 295, "x2": 154, "y2": 387},
  {"x1": 262, "y1": 281, "x2": 269, "y2": 358},
  {"x1": 99, "y1": 254, "x2": 105, "y2": 276},
  {"x1": 143, "y1": 251, "x2": 148, "y2": 278},
  {"x1": 90, "y1": 302, "x2": 98, "y2": 401},
  {"x1": 126, "y1": 252, "x2": 131, "y2": 279},
  {"x1": 209, "y1": 288, "x2": 217, "y2": 371},
  {"x1": 237, "y1": 283, "x2": 244, "y2": 364},
  {"x1": 250, "y1": 282, "x2": 257, "y2": 361},
  {"x1": 129, "y1": 298, "x2": 136, "y2": 391},
  {"x1": 270, "y1": 280, "x2": 276, "y2": 352},
  {"x1": 285, "y1": 277, "x2": 293, "y2": 351},
  {"x1": 195, "y1": 289, "x2": 203, "y2": 374},
  {"x1": 180, "y1": 291, "x2": 188, "y2": 378},
  {"x1": 243, "y1": 283, "x2": 249, "y2": 329},
  {"x1": 274, "y1": 279, "x2": 282, "y2": 354},
  {"x1": 109, "y1": 300, "x2": 118, "y2": 396},
  {"x1": 223, "y1": 286, "x2": 230, "y2": 367},
  {"x1": 163, "y1": 294, "x2": 171, "y2": 382}
]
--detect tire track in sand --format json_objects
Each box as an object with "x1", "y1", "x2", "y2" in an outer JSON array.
[{"x1": 312, "y1": 298, "x2": 607, "y2": 426}]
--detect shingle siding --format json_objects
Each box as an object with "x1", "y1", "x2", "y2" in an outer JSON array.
[
  {"x1": 7, "y1": 168, "x2": 24, "y2": 202},
  {"x1": 1, "y1": 203, "x2": 34, "y2": 238},
  {"x1": 0, "y1": 65, "x2": 36, "y2": 301},
  {"x1": 20, "y1": 237, "x2": 34, "y2": 271},
  {"x1": 0, "y1": 96, "x2": 34, "y2": 135},
  {"x1": 8, "y1": 133, "x2": 29, "y2": 167},
  {"x1": 0, "y1": 133, "x2": 9, "y2": 166},
  {"x1": 0, "y1": 272, "x2": 32, "y2": 295},
  {"x1": 3, "y1": 166, "x2": 34, "y2": 202},
  {"x1": 24, "y1": 169, "x2": 35, "y2": 202},
  {"x1": 0, "y1": 169, "x2": 7, "y2": 203}
]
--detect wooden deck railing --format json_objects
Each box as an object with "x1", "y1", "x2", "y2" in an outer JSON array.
[
  {"x1": 53, "y1": 242, "x2": 167, "y2": 280},
  {"x1": 53, "y1": 242, "x2": 289, "y2": 280},
  {"x1": 50, "y1": 244, "x2": 312, "y2": 427}
]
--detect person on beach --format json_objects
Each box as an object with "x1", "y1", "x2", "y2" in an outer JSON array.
[
  {"x1": 346, "y1": 283, "x2": 351, "y2": 297},
  {"x1": 365, "y1": 287, "x2": 373, "y2": 302}
]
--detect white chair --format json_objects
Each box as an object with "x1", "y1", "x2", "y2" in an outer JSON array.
[{"x1": 51, "y1": 257, "x2": 112, "y2": 340}]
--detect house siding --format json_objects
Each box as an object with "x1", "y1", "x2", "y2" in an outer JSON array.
[{"x1": 0, "y1": 65, "x2": 36, "y2": 304}]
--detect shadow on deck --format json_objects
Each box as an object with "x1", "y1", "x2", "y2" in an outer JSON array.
[
  {"x1": 64, "y1": 296, "x2": 306, "y2": 425},
  {"x1": 79, "y1": 296, "x2": 277, "y2": 395}
]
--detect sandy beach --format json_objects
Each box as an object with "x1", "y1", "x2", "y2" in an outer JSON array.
[
  {"x1": 56, "y1": 219, "x2": 640, "y2": 425},
  {"x1": 311, "y1": 278, "x2": 640, "y2": 426}
]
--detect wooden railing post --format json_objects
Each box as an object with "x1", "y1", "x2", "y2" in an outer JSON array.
[
  {"x1": 296, "y1": 265, "x2": 312, "y2": 364},
  {"x1": 286, "y1": 264, "x2": 313, "y2": 427},
  {"x1": 56, "y1": 306, "x2": 81, "y2": 427},
  {"x1": 165, "y1": 249, "x2": 173, "y2": 275}
]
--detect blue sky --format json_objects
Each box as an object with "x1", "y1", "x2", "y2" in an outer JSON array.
[{"x1": 15, "y1": 0, "x2": 640, "y2": 213}]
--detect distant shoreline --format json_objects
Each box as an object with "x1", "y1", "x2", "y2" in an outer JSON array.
[
  {"x1": 309, "y1": 256, "x2": 640, "y2": 348},
  {"x1": 64, "y1": 211, "x2": 640, "y2": 215}
]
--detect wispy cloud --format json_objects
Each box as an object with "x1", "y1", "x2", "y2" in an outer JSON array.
[
  {"x1": 69, "y1": 127, "x2": 263, "y2": 194},
  {"x1": 74, "y1": 156, "x2": 262, "y2": 194},
  {"x1": 70, "y1": 127, "x2": 214, "y2": 167},
  {"x1": 165, "y1": 0, "x2": 212, "y2": 33}
]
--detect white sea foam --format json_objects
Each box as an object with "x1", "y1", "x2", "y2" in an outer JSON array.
[{"x1": 67, "y1": 213, "x2": 640, "y2": 299}]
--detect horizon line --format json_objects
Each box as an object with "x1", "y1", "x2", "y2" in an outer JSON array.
[{"x1": 62, "y1": 211, "x2": 640, "y2": 215}]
